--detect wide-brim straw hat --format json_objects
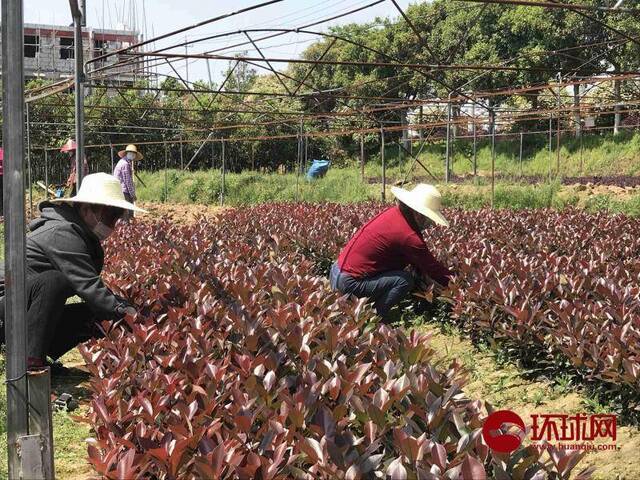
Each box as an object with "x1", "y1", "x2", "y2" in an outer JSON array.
[
  {"x1": 118, "y1": 144, "x2": 144, "y2": 161},
  {"x1": 391, "y1": 183, "x2": 449, "y2": 227},
  {"x1": 51, "y1": 172, "x2": 147, "y2": 213},
  {"x1": 60, "y1": 139, "x2": 77, "y2": 153}
]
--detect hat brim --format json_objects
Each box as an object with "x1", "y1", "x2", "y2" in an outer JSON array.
[
  {"x1": 118, "y1": 150, "x2": 144, "y2": 160},
  {"x1": 391, "y1": 186, "x2": 449, "y2": 227},
  {"x1": 60, "y1": 146, "x2": 76, "y2": 153},
  {"x1": 50, "y1": 195, "x2": 147, "y2": 213}
]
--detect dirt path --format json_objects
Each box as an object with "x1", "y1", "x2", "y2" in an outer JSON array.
[
  {"x1": 420, "y1": 324, "x2": 640, "y2": 479},
  {"x1": 137, "y1": 201, "x2": 226, "y2": 224}
]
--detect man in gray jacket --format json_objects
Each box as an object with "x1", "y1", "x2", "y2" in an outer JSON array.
[{"x1": 0, "y1": 173, "x2": 146, "y2": 369}]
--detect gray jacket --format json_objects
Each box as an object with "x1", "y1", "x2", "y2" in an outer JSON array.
[{"x1": 0, "y1": 202, "x2": 127, "y2": 319}]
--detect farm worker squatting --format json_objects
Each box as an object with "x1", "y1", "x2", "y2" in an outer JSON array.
[
  {"x1": 61, "y1": 138, "x2": 90, "y2": 196},
  {"x1": 330, "y1": 184, "x2": 452, "y2": 318},
  {"x1": 0, "y1": 173, "x2": 147, "y2": 370},
  {"x1": 113, "y1": 144, "x2": 143, "y2": 221}
]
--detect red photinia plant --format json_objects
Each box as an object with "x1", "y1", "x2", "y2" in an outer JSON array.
[{"x1": 76, "y1": 209, "x2": 597, "y2": 479}]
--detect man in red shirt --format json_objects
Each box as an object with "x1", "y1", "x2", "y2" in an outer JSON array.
[{"x1": 330, "y1": 184, "x2": 452, "y2": 319}]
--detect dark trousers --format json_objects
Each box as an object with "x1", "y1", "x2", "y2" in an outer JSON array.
[
  {"x1": 122, "y1": 192, "x2": 134, "y2": 222},
  {"x1": 330, "y1": 262, "x2": 414, "y2": 318},
  {"x1": 0, "y1": 270, "x2": 97, "y2": 362}
]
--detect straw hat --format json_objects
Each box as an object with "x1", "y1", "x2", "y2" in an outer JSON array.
[
  {"x1": 118, "y1": 144, "x2": 143, "y2": 161},
  {"x1": 391, "y1": 183, "x2": 449, "y2": 227},
  {"x1": 60, "y1": 139, "x2": 77, "y2": 153},
  {"x1": 51, "y1": 173, "x2": 147, "y2": 213}
]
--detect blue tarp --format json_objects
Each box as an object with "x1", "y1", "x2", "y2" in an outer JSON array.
[{"x1": 306, "y1": 159, "x2": 330, "y2": 180}]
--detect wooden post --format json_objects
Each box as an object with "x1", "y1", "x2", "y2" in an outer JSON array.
[
  {"x1": 380, "y1": 126, "x2": 386, "y2": 202},
  {"x1": 27, "y1": 368, "x2": 55, "y2": 479},
  {"x1": 360, "y1": 133, "x2": 365, "y2": 182}
]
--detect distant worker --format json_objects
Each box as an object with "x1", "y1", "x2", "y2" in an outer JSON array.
[
  {"x1": 61, "y1": 138, "x2": 89, "y2": 196},
  {"x1": 0, "y1": 173, "x2": 146, "y2": 371},
  {"x1": 113, "y1": 144, "x2": 143, "y2": 221},
  {"x1": 330, "y1": 184, "x2": 452, "y2": 319}
]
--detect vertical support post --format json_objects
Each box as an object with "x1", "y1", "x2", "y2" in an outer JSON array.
[
  {"x1": 27, "y1": 369, "x2": 55, "y2": 479},
  {"x1": 3, "y1": 0, "x2": 29, "y2": 476},
  {"x1": 73, "y1": 8, "x2": 85, "y2": 191},
  {"x1": 519, "y1": 132, "x2": 524, "y2": 177},
  {"x1": 472, "y1": 102, "x2": 477, "y2": 178},
  {"x1": 164, "y1": 140, "x2": 168, "y2": 203},
  {"x1": 220, "y1": 139, "x2": 226, "y2": 206},
  {"x1": 304, "y1": 135, "x2": 308, "y2": 173},
  {"x1": 295, "y1": 119, "x2": 303, "y2": 201},
  {"x1": 251, "y1": 143, "x2": 255, "y2": 171},
  {"x1": 419, "y1": 105, "x2": 424, "y2": 142},
  {"x1": 556, "y1": 73, "x2": 561, "y2": 176},
  {"x1": 445, "y1": 99, "x2": 452, "y2": 183},
  {"x1": 110, "y1": 144, "x2": 114, "y2": 172},
  {"x1": 211, "y1": 138, "x2": 215, "y2": 170},
  {"x1": 548, "y1": 115, "x2": 553, "y2": 181},
  {"x1": 26, "y1": 102, "x2": 33, "y2": 218},
  {"x1": 360, "y1": 133, "x2": 365, "y2": 182},
  {"x1": 580, "y1": 131, "x2": 584, "y2": 174},
  {"x1": 179, "y1": 134, "x2": 184, "y2": 169},
  {"x1": 380, "y1": 126, "x2": 386, "y2": 202},
  {"x1": 44, "y1": 149, "x2": 49, "y2": 200},
  {"x1": 490, "y1": 109, "x2": 496, "y2": 209}
]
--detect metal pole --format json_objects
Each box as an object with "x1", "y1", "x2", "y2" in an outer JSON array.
[
  {"x1": 519, "y1": 132, "x2": 524, "y2": 177},
  {"x1": 3, "y1": 0, "x2": 29, "y2": 476},
  {"x1": 73, "y1": 7, "x2": 85, "y2": 191},
  {"x1": 304, "y1": 135, "x2": 308, "y2": 172},
  {"x1": 556, "y1": 73, "x2": 561, "y2": 176},
  {"x1": 211, "y1": 138, "x2": 215, "y2": 170},
  {"x1": 164, "y1": 140, "x2": 168, "y2": 203},
  {"x1": 580, "y1": 132, "x2": 584, "y2": 174},
  {"x1": 381, "y1": 126, "x2": 386, "y2": 202},
  {"x1": 472, "y1": 102, "x2": 477, "y2": 178},
  {"x1": 179, "y1": 134, "x2": 184, "y2": 169},
  {"x1": 221, "y1": 139, "x2": 226, "y2": 206},
  {"x1": 490, "y1": 110, "x2": 496, "y2": 209},
  {"x1": 44, "y1": 150, "x2": 49, "y2": 200},
  {"x1": 548, "y1": 115, "x2": 553, "y2": 181},
  {"x1": 445, "y1": 98, "x2": 452, "y2": 182},
  {"x1": 295, "y1": 120, "x2": 303, "y2": 201},
  {"x1": 110, "y1": 144, "x2": 115, "y2": 172},
  {"x1": 26, "y1": 102, "x2": 33, "y2": 218},
  {"x1": 360, "y1": 133, "x2": 365, "y2": 182}
]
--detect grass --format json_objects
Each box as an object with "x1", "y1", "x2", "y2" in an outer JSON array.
[
  {"x1": 0, "y1": 349, "x2": 92, "y2": 480},
  {"x1": 131, "y1": 129, "x2": 640, "y2": 214},
  {"x1": 137, "y1": 167, "x2": 377, "y2": 206}
]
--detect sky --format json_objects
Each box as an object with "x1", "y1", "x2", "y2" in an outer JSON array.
[{"x1": 25, "y1": 0, "x2": 412, "y2": 84}]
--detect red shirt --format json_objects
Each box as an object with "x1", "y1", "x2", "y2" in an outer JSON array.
[{"x1": 337, "y1": 206, "x2": 452, "y2": 285}]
